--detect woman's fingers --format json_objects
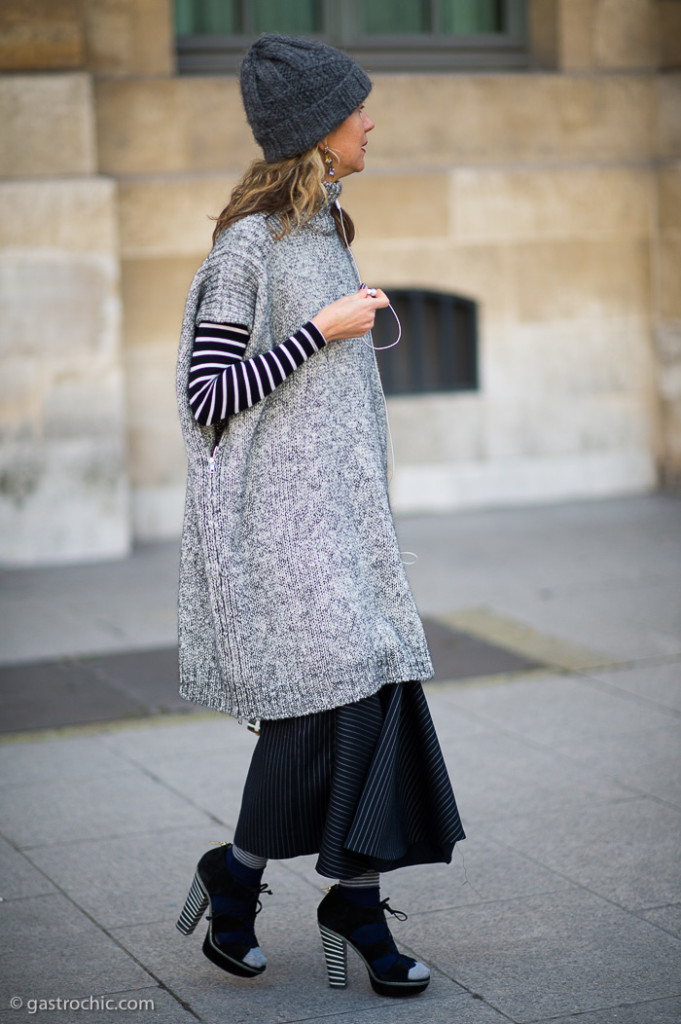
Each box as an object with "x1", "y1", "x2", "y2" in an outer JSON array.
[
  {"x1": 310, "y1": 288, "x2": 390, "y2": 341},
  {"x1": 360, "y1": 285, "x2": 390, "y2": 308}
]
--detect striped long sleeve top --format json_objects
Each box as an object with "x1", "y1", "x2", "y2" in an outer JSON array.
[{"x1": 188, "y1": 319, "x2": 327, "y2": 424}]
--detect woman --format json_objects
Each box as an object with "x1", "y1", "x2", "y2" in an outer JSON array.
[{"x1": 175, "y1": 34, "x2": 464, "y2": 998}]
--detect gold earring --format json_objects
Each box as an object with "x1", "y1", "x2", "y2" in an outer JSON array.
[{"x1": 323, "y1": 143, "x2": 335, "y2": 178}]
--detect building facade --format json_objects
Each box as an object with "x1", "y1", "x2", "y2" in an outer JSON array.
[{"x1": 1, "y1": 0, "x2": 680, "y2": 564}]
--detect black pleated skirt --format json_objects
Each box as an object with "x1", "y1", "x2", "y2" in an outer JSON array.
[{"x1": 233, "y1": 680, "x2": 465, "y2": 880}]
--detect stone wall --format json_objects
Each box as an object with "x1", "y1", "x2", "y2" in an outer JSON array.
[
  {"x1": 0, "y1": 0, "x2": 679, "y2": 562},
  {"x1": 0, "y1": 70, "x2": 129, "y2": 564}
]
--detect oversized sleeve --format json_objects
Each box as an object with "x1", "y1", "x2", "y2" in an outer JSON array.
[{"x1": 194, "y1": 247, "x2": 259, "y2": 331}]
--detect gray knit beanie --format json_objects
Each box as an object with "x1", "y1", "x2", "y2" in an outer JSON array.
[{"x1": 240, "y1": 34, "x2": 372, "y2": 162}]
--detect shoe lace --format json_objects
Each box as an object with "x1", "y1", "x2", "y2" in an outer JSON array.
[
  {"x1": 254, "y1": 883, "x2": 272, "y2": 916},
  {"x1": 379, "y1": 897, "x2": 408, "y2": 922}
]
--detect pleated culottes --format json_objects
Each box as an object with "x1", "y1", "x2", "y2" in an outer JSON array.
[{"x1": 233, "y1": 680, "x2": 465, "y2": 880}]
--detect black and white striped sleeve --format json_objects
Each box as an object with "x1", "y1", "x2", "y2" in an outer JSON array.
[{"x1": 188, "y1": 320, "x2": 327, "y2": 425}]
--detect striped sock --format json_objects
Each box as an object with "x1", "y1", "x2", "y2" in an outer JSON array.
[
  {"x1": 339, "y1": 872, "x2": 380, "y2": 907},
  {"x1": 227, "y1": 844, "x2": 267, "y2": 887}
]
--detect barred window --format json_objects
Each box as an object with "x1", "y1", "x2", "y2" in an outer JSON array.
[
  {"x1": 372, "y1": 289, "x2": 479, "y2": 396},
  {"x1": 175, "y1": 0, "x2": 528, "y2": 73}
]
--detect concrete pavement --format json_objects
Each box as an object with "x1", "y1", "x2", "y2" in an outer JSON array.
[{"x1": 1, "y1": 494, "x2": 680, "y2": 1024}]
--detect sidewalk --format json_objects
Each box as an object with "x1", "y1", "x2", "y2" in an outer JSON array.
[{"x1": 1, "y1": 495, "x2": 680, "y2": 1024}]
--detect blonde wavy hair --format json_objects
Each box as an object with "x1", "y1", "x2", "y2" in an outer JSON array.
[{"x1": 212, "y1": 146, "x2": 354, "y2": 247}]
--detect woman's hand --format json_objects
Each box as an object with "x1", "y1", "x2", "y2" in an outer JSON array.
[{"x1": 311, "y1": 287, "x2": 389, "y2": 342}]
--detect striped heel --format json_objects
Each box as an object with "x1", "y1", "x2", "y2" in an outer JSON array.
[
  {"x1": 319, "y1": 924, "x2": 348, "y2": 988},
  {"x1": 317, "y1": 885, "x2": 430, "y2": 998},
  {"x1": 176, "y1": 872, "x2": 208, "y2": 935},
  {"x1": 176, "y1": 845, "x2": 270, "y2": 978}
]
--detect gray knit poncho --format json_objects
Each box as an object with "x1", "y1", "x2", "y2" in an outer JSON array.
[{"x1": 176, "y1": 182, "x2": 433, "y2": 721}]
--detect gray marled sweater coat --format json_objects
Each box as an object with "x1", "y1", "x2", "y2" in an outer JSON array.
[{"x1": 176, "y1": 182, "x2": 433, "y2": 721}]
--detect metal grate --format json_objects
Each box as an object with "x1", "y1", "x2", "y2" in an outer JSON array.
[{"x1": 371, "y1": 288, "x2": 479, "y2": 396}]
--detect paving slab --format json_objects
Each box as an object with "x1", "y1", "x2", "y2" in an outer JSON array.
[
  {"x1": 361, "y1": 835, "x2": 575, "y2": 913},
  {"x1": 407, "y1": 888, "x2": 681, "y2": 1023},
  {"x1": 0, "y1": 763, "x2": 208, "y2": 848},
  {"x1": 432, "y1": 704, "x2": 638, "y2": 826},
  {"x1": 588, "y1": 660, "x2": 681, "y2": 714},
  {"x1": 545, "y1": 998, "x2": 681, "y2": 1024},
  {"x1": 396, "y1": 496, "x2": 681, "y2": 662},
  {"x1": 548, "y1": 721, "x2": 681, "y2": 809},
  {"x1": 0, "y1": 541, "x2": 180, "y2": 664},
  {"x1": 480, "y1": 794, "x2": 681, "y2": 913},
  {"x1": 638, "y1": 904, "x2": 681, "y2": 940},
  {"x1": 0, "y1": 894, "x2": 154, "y2": 997},
  {"x1": 25, "y1": 832, "x2": 323, "y2": 932},
  {"x1": 0, "y1": 732, "x2": 133, "y2": 785},
  {"x1": 0, "y1": 836, "x2": 57, "y2": 902},
  {"x1": 435, "y1": 671, "x2": 676, "y2": 748}
]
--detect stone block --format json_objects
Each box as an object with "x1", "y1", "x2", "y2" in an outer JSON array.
[
  {"x1": 118, "y1": 177, "x2": 232, "y2": 258},
  {"x1": 123, "y1": 343, "x2": 185, "y2": 489},
  {"x1": 0, "y1": 73, "x2": 96, "y2": 178},
  {"x1": 482, "y1": 315, "x2": 659, "y2": 459},
  {"x1": 657, "y1": 74, "x2": 681, "y2": 159},
  {"x1": 342, "y1": 172, "x2": 449, "y2": 239},
  {"x1": 658, "y1": 164, "x2": 681, "y2": 237},
  {"x1": 367, "y1": 74, "x2": 656, "y2": 168},
  {"x1": 0, "y1": 0, "x2": 83, "y2": 72},
  {"x1": 121, "y1": 257, "x2": 193, "y2": 537},
  {"x1": 43, "y1": 360, "x2": 126, "y2": 439},
  {"x1": 0, "y1": 178, "x2": 117, "y2": 254},
  {"x1": 558, "y1": 0, "x2": 596, "y2": 70},
  {"x1": 387, "y1": 393, "x2": 484, "y2": 464},
  {"x1": 528, "y1": 0, "x2": 559, "y2": 69},
  {"x1": 0, "y1": 357, "x2": 41, "y2": 442},
  {"x1": 510, "y1": 240, "x2": 651, "y2": 323},
  {"x1": 657, "y1": 240, "x2": 681, "y2": 320},
  {"x1": 352, "y1": 239, "x2": 511, "y2": 324},
  {"x1": 654, "y1": 323, "x2": 681, "y2": 481},
  {"x1": 83, "y1": 0, "x2": 174, "y2": 77},
  {"x1": 593, "y1": 0, "x2": 658, "y2": 70},
  {"x1": 0, "y1": 177, "x2": 129, "y2": 564},
  {"x1": 658, "y1": 1, "x2": 681, "y2": 70},
  {"x1": 485, "y1": 316, "x2": 656, "y2": 403},
  {"x1": 0, "y1": 437, "x2": 129, "y2": 565},
  {"x1": 0, "y1": 255, "x2": 119, "y2": 359},
  {"x1": 390, "y1": 450, "x2": 656, "y2": 513},
  {"x1": 452, "y1": 166, "x2": 653, "y2": 245},
  {"x1": 485, "y1": 391, "x2": 656, "y2": 461},
  {"x1": 95, "y1": 77, "x2": 258, "y2": 176},
  {"x1": 179, "y1": 78, "x2": 260, "y2": 172},
  {"x1": 95, "y1": 79, "x2": 185, "y2": 175},
  {"x1": 121, "y1": 256, "x2": 200, "y2": 349}
]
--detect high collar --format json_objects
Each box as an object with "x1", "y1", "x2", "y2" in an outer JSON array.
[
  {"x1": 305, "y1": 180, "x2": 343, "y2": 235},
  {"x1": 323, "y1": 180, "x2": 343, "y2": 203}
]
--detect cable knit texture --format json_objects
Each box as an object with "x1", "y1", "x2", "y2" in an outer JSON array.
[{"x1": 176, "y1": 183, "x2": 433, "y2": 721}]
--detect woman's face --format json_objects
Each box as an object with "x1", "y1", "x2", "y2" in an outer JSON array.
[{"x1": 322, "y1": 105, "x2": 375, "y2": 180}]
